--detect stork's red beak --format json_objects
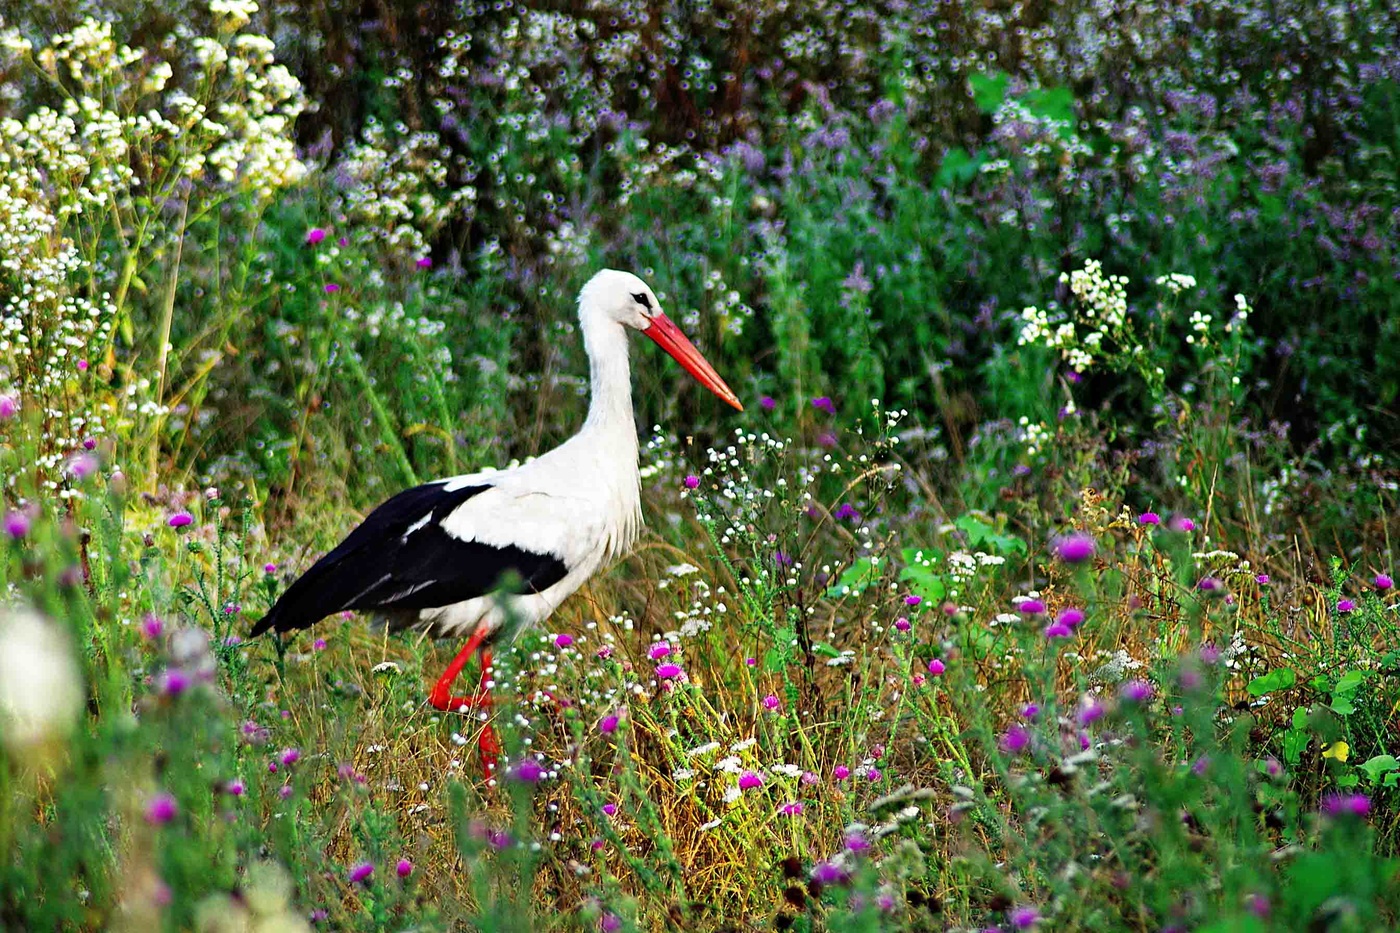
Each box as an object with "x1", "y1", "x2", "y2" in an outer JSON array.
[{"x1": 643, "y1": 313, "x2": 743, "y2": 411}]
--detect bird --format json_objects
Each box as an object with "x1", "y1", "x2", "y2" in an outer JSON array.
[{"x1": 250, "y1": 269, "x2": 742, "y2": 769}]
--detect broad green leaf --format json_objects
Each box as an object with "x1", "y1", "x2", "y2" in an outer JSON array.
[
  {"x1": 1247, "y1": 668, "x2": 1296, "y2": 696},
  {"x1": 1333, "y1": 670, "x2": 1366, "y2": 696},
  {"x1": 811, "y1": 643, "x2": 842, "y2": 659},
  {"x1": 935, "y1": 147, "x2": 982, "y2": 188},
  {"x1": 1360, "y1": 755, "x2": 1399, "y2": 783},
  {"x1": 968, "y1": 71, "x2": 1010, "y2": 114},
  {"x1": 826, "y1": 558, "x2": 876, "y2": 597},
  {"x1": 1283, "y1": 729, "x2": 1309, "y2": 765},
  {"x1": 1330, "y1": 696, "x2": 1355, "y2": 716},
  {"x1": 1291, "y1": 706, "x2": 1309, "y2": 730}
]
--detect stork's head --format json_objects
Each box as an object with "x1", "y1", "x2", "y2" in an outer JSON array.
[{"x1": 581, "y1": 269, "x2": 743, "y2": 411}]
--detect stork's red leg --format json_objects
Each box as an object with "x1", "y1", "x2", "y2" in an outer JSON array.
[{"x1": 427, "y1": 629, "x2": 499, "y2": 773}]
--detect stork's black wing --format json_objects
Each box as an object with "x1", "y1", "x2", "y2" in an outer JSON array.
[{"x1": 250, "y1": 481, "x2": 570, "y2": 636}]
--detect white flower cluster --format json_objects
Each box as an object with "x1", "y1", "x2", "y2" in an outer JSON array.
[{"x1": 1018, "y1": 259, "x2": 1129, "y2": 373}]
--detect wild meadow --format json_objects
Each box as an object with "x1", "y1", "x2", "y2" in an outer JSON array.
[{"x1": 2, "y1": 1, "x2": 1399, "y2": 929}]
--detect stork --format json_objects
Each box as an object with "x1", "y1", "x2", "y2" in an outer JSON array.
[{"x1": 251, "y1": 270, "x2": 741, "y2": 768}]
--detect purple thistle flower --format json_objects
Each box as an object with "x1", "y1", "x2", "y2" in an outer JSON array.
[
  {"x1": 655, "y1": 663, "x2": 683, "y2": 679},
  {"x1": 396, "y1": 858, "x2": 413, "y2": 878},
  {"x1": 167, "y1": 511, "x2": 193, "y2": 528},
  {"x1": 1000, "y1": 724, "x2": 1031, "y2": 755},
  {"x1": 280, "y1": 748, "x2": 300, "y2": 766},
  {"x1": 599, "y1": 713, "x2": 620, "y2": 734},
  {"x1": 67, "y1": 453, "x2": 98, "y2": 481},
  {"x1": 845, "y1": 830, "x2": 870, "y2": 853},
  {"x1": 893, "y1": 616, "x2": 911, "y2": 632},
  {"x1": 1020, "y1": 702, "x2": 1040, "y2": 719},
  {"x1": 1010, "y1": 906, "x2": 1041, "y2": 929},
  {"x1": 832, "y1": 765, "x2": 850, "y2": 781},
  {"x1": 348, "y1": 862, "x2": 374, "y2": 884},
  {"x1": 1120, "y1": 680, "x2": 1153, "y2": 703},
  {"x1": 511, "y1": 759, "x2": 545, "y2": 783},
  {"x1": 778, "y1": 801, "x2": 804, "y2": 816},
  {"x1": 313, "y1": 638, "x2": 327, "y2": 651},
  {"x1": 0, "y1": 396, "x2": 17, "y2": 419},
  {"x1": 833, "y1": 503, "x2": 861, "y2": 522},
  {"x1": 759, "y1": 395, "x2": 776, "y2": 411},
  {"x1": 1170, "y1": 516, "x2": 1196, "y2": 532},
  {"x1": 145, "y1": 792, "x2": 178, "y2": 825},
  {"x1": 554, "y1": 633, "x2": 574, "y2": 649},
  {"x1": 599, "y1": 913, "x2": 622, "y2": 933},
  {"x1": 1255, "y1": 573, "x2": 1270, "y2": 585},
  {"x1": 1320, "y1": 792, "x2": 1371, "y2": 818},
  {"x1": 811, "y1": 861, "x2": 848, "y2": 886},
  {"x1": 1375, "y1": 574, "x2": 1394, "y2": 591},
  {"x1": 738, "y1": 771, "x2": 763, "y2": 790},
  {"x1": 762, "y1": 694, "x2": 781, "y2": 712},
  {"x1": 927, "y1": 658, "x2": 945, "y2": 676},
  {"x1": 1197, "y1": 577, "x2": 1224, "y2": 596},
  {"x1": 264, "y1": 562, "x2": 278, "y2": 574},
  {"x1": 159, "y1": 668, "x2": 190, "y2": 697},
  {"x1": 904, "y1": 595, "x2": 922, "y2": 607},
  {"x1": 1138, "y1": 512, "x2": 1161, "y2": 526},
  {"x1": 141, "y1": 614, "x2": 164, "y2": 640},
  {"x1": 1337, "y1": 598, "x2": 1356, "y2": 613},
  {"x1": 683, "y1": 475, "x2": 700, "y2": 490},
  {"x1": 1245, "y1": 894, "x2": 1270, "y2": 919},
  {"x1": 1043, "y1": 621, "x2": 1073, "y2": 638},
  {"x1": 1018, "y1": 599, "x2": 1046, "y2": 615},
  {"x1": 1057, "y1": 607, "x2": 1085, "y2": 627},
  {"x1": 811, "y1": 396, "x2": 836, "y2": 415},
  {"x1": 224, "y1": 779, "x2": 245, "y2": 796},
  {"x1": 3, "y1": 510, "x2": 30, "y2": 539},
  {"x1": 1077, "y1": 699, "x2": 1105, "y2": 726},
  {"x1": 602, "y1": 803, "x2": 617, "y2": 816},
  {"x1": 324, "y1": 283, "x2": 340, "y2": 293},
  {"x1": 306, "y1": 228, "x2": 327, "y2": 245},
  {"x1": 415, "y1": 257, "x2": 432, "y2": 269},
  {"x1": 648, "y1": 642, "x2": 671, "y2": 660},
  {"x1": 1053, "y1": 532, "x2": 1096, "y2": 563}
]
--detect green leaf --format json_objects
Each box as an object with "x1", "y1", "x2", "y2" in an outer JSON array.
[
  {"x1": 1283, "y1": 729, "x2": 1309, "y2": 765},
  {"x1": 1247, "y1": 668, "x2": 1297, "y2": 696},
  {"x1": 968, "y1": 71, "x2": 1010, "y2": 113},
  {"x1": 1292, "y1": 706, "x2": 1309, "y2": 730},
  {"x1": 1330, "y1": 696, "x2": 1355, "y2": 716},
  {"x1": 826, "y1": 558, "x2": 876, "y2": 597},
  {"x1": 953, "y1": 514, "x2": 1027, "y2": 556},
  {"x1": 1333, "y1": 670, "x2": 1366, "y2": 697},
  {"x1": 1360, "y1": 755, "x2": 1399, "y2": 784},
  {"x1": 811, "y1": 643, "x2": 842, "y2": 659},
  {"x1": 1337, "y1": 773, "x2": 1360, "y2": 788},
  {"x1": 935, "y1": 147, "x2": 982, "y2": 188}
]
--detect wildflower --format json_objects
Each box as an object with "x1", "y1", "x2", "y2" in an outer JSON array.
[
  {"x1": 778, "y1": 801, "x2": 804, "y2": 816},
  {"x1": 313, "y1": 638, "x2": 327, "y2": 651},
  {"x1": 1053, "y1": 532, "x2": 1096, "y2": 563},
  {"x1": 738, "y1": 771, "x2": 763, "y2": 790},
  {"x1": 1077, "y1": 699, "x2": 1105, "y2": 726},
  {"x1": 145, "y1": 792, "x2": 178, "y2": 825},
  {"x1": 817, "y1": 431, "x2": 839, "y2": 448},
  {"x1": 1020, "y1": 703, "x2": 1040, "y2": 719},
  {"x1": 1043, "y1": 621, "x2": 1072, "y2": 638},
  {"x1": 0, "y1": 396, "x2": 17, "y2": 419},
  {"x1": 280, "y1": 748, "x2": 300, "y2": 766},
  {"x1": 1120, "y1": 680, "x2": 1153, "y2": 703},
  {"x1": 845, "y1": 831, "x2": 870, "y2": 853},
  {"x1": 762, "y1": 694, "x2": 781, "y2": 712},
  {"x1": 306, "y1": 228, "x2": 326, "y2": 245},
  {"x1": 1199, "y1": 643, "x2": 1222, "y2": 665},
  {"x1": 77, "y1": 360, "x2": 89, "y2": 372},
  {"x1": 511, "y1": 759, "x2": 545, "y2": 783},
  {"x1": 264, "y1": 562, "x2": 278, "y2": 574},
  {"x1": 224, "y1": 779, "x2": 245, "y2": 796},
  {"x1": 141, "y1": 614, "x2": 164, "y2": 640},
  {"x1": 554, "y1": 633, "x2": 574, "y2": 649},
  {"x1": 864, "y1": 766, "x2": 882, "y2": 781},
  {"x1": 599, "y1": 913, "x2": 622, "y2": 933},
  {"x1": 1245, "y1": 894, "x2": 1270, "y2": 919},
  {"x1": 1197, "y1": 577, "x2": 1224, "y2": 596},
  {"x1": 832, "y1": 765, "x2": 850, "y2": 781},
  {"x1": 655, "y1": 663, "x2": 683, "y2": 679},
  {"x1": 810, "y1": 861, "x2": 848, "y2": 886},
  {"x1": 599, "y1": 713, "x2": 620, "y2": 734},
  {"x1": 1170, "y1": 516, "x2": 1196, "y2": 532},
  {"x1": 4, "y1": 511, "x2": 31, "y2": 540},
  {"x1": 1010, "y1": 906, "x2": 1041, "y2": 929},
  {"x1": 927, "y1": 658, "x2": 945, "y2": 676},
  {"x1": 1138, "y1": 512, "x2": 1161, "y2": 525},
  {"x1": 1000, "y1": 724, "x2": 1031, "y2": 755},
  {"x1": 759, "y1": 396, "x2": 776, "y2": 411},
  {"x1": 1256, "y1": 573, "x2": 1270, "y2": 585},
  {"x1": 1263, "y1": 757, "x2": 1284, "y2": 778},
  {"x1": 415, "y1": 257, "x2": 432, "y2": 269},
  {"x1": 324, "y1": 283, "x2": 340, "y2": 293},
  {"x1": 683, "y1": 475, "x2": 700, "y2": 489},
  {"x1": 1320, "y1": 793, "x2": 1371, "y2": 818},
  {"x1": 745, "y1": 657, "x2": 757, "y2": 667},
  {"x1": 1057, "y1": 607, "x2": 1085, "y2": 627},
  {"x1": 348, "y1": 862, "x2": 374, "y2": 884},
  {"x1": 396, "y1": 859, "x2": 413, "y2": 878},
  {"x1": 1337, "y1": 598, "x2": 1356, "y2": 613},
  {"x1": 893, "y1": 616, "x2": 911, "y2": 632},
  {"x1": 602, "y1": 803, "x2": 617, "y2": 816},
  {"x1": 1376, "y1": 574, "x2": 1394, "y2": 591},
  {"x1": 904, "y1": 595, "x2": 922, "y2": 607},
  {"x1": 834, "y1": 503, "x2": 861, "y2": 522},
  {"x1": 1191, "y1": 756, "x2": 1210, "y2": 775},
  {"x1": 647, "y1": 643, "x2": 671, "y2": 660},
  {"x1": 1018, "y1": 599, "x2": 1046, "y2": 615},
  {"x1": 158, "y1": 669, "x2": 190, "y2": 697},
  {"x1": 168, "y1": 511, "x2": 194, "y2": 528},
  {"x1": 811, "y1": 396, "x2": 836, "y2": 415},
  {"x1": 67, "y1": 454, "x2": 98, "y2": 481}
]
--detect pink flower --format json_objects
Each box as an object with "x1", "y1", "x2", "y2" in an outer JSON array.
[
  {"x1": 1053, "y1": 532, "x2": 1095, "y2": 563},
  {"x1": 1170, "y1": 516, "x2": 1196, "y2": 532},
  {"x1": 67, "y1": 453, "x2": 98, "y2": 481},
  {"x1": 1000, "y1": 724, "x2": 1031, "y2": 755},
  {"x1": 263, "y1": 562, "x2": 277, "y2": 574},
  {"x1": 1375, "y1": 574, "x2": 1393, "y2": 591},
  {"x1": 683, "y1": 475, "x2": 700, "y2": 489},
  {"x1": 602, "y1": 803, "x2": 617, "y2": 816},
  {"x1": 510, "y1": 759, "x2": 545, "y2": 783},
  {"x1": 759, "y1": 395, "x2": 776, "y2": 410},
  {"x1": 762, "y1": 694, "x2": 781, "y2": 712},
  {"x1": 1042, "y1": 621, "x2": 1072, "y2": 638},
  {"x1": 168, "y1": 511, "x2": 193, "y2": 528},
  {"x1": 1120, "y1": 680, "x2": 1153, "y2": 702},
  {"x1": 1137, "y1": 512, "x2": 1161, "y2": 526},
  {"x1": 396, "y1": 859, "x2": 413, "y2": 878},
  {"x1": 324, "y1": 283, "x2": 340, "y2": 293},
  {"x1": 655, "y1": 663, "x2": 682, "y2": 679},
  {"x1": 1337, "y1": 598, "x2": 1356, "y2": 613},
  {"x1": 0, "y1": 396, "x2": 17, "y2": 419},
  {"x1": 76, "y1": 359, "x2": 88, "y2": 372},
  {"x1": 306, "y1": 228, "x2": 327, "y2": 245},
  {"x1": 1018, "y1": 599, "x2": 1046, "y2": 615},
  {"x1": 893, "y1": 616, "x2": 911, "y2": 632},
  {"x1": 647, "y1": 642, "x2": 671, "y2": 660},
  {"x1": 313, "y1": 638, "x2": 327, "y2": 651},
  {"x1": 1256, "y1": 573, "x2": 1270, "y2": 585},
  {"x1": 738, "y1": 771, "x2": 763, "y2": 790},
  {"x1": 348, "y1": 862, "x2": 374, "y2": 884},
  {"x1": 833, "y1": 765, "x2": 851, "y2": 781},
  {"x1": 811, "y1": 396, "x2": 836, "y2": 414},
  {"x1": 554, "y1": 633, "x2": 574, "y2": 649},
  {"x1": 778, "y1": 801, "x2": 804, "y2": 816},
  {"x1": 4, "y1": 510, "x2": 31, "y2": 539},
  {"x1": 280, "y1": 747, "x2": 300, "y2": 766},
  {"x1": 599, "y1": 713, "x2": 620, "y2": 734},
  {"x1": 926, "y1": 658, "x2": 945, "y2": 676},
  {"x1": 224, "y1": 779, "x2": 245, "y2": 796},
  {"x1": 145, "y1": 792, "x2": 178, "y2": 825},
  {"x1": 1057, "y1": 607, "x2": 1085, "y2": 627},
  {"x1": 415, "y1": 257, "x2": 432, "y2": 269},
  {"x1": 904, "y1": 595, "x2": 922, "y2": 607},
  {"x1": 141, "y1": 614, "x2": 164, "y2": 640},
  {"x1": 1320, "y1": 793, "x2": 1371, "y2": 818}
]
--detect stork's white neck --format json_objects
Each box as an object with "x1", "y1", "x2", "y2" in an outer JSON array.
[{"x1": 575, "y1": 301, "x2": 643, "y2": 557}]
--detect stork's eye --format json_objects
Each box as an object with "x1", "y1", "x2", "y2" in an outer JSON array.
[{"x1": 632, "y1": 292, "x2": 652, "y2": 312}]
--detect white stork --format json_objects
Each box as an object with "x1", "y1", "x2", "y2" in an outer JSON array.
[{"x1": 251, "y1": 269, "x2": 741, "y2": 764}]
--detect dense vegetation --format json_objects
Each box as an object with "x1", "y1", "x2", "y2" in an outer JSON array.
[{"x1": 1, "y1": 1, "x2": 1398, "y2": 929}]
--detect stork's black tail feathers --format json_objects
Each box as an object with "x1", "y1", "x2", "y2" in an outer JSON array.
[{"x1": 250, "y1": 480, "x2": 568, "y2": 638}]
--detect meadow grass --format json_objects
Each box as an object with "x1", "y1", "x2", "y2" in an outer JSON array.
[{"x1": 3, "y1": 3, "x2": 1400, "y2": 931}]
